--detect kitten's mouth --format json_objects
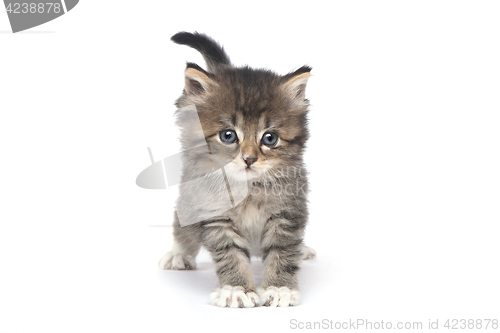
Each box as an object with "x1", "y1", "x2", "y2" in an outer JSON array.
[
  {"x1": 245, "y1": 166, "x2": 259, "y2": 176},
  {"x1": 245, "y1": 167, "x2": 264, "y2": 180}
]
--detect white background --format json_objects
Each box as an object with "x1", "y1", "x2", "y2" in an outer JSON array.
[{"x1": 1, "y1": 1, "x2": 499, "y2": 332}]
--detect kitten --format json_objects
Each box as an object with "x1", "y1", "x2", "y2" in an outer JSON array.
[{"x1": 158, "y1": 32, "x2": 316, "y2": 308}]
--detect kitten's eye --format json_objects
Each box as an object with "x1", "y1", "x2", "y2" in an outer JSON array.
[
  {"x1": 261, "y1": 132, "x2": 278, "y2": 146},
  {"x1": 220, "y1": 130, "x2": 238, "y2": 144}
]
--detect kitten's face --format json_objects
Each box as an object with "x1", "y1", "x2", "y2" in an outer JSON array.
[
  {"x1": 177, "y1": 66, "x2": 310, "y2": 183},
  {"x1": 211, "y1": 116, "x2": 295, "y2": 181}
]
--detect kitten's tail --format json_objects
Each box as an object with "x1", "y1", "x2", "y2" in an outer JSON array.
[{"x1": 171, "y1": 32, "x2": 231, "y2": 72}]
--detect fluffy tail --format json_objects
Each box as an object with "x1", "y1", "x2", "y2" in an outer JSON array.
[{"x1": 171, "y1": 32, "x2": 231, "y2": 72}]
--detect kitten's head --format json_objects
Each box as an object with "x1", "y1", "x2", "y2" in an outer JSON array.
[{"x1": 173, "y1": 33, "x2": 311, "y2": 184}]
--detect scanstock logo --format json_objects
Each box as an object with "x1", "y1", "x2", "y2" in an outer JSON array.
[{"x1": 3, "y1": 0, "x2": 78, "y2": 33}]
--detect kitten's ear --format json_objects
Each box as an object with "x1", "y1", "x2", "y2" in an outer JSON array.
[
  {"x1": 282, "y1": 66, "x2": 312, "y2": 101},
  {"x1": 184, "y1": 63, "x2": 216, "y2": 95}
]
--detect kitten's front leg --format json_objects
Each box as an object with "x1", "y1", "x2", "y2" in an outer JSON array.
[
  {"x1": 259, "y1": 214, "x2": 304, "y2": 307},
  {"x1": 202, "y1": 220, "x2": 259, "y2": 308}
]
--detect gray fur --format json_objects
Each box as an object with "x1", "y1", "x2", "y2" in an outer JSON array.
[{"x1": 159, "y1": 32, "x2": 313, "y2": 307}]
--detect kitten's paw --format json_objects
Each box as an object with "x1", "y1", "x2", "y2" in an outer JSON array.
[
  {"x1": 210, "y1": 285, "x2": 259, "y2": 308},
  {"x1": 301, "y1": 245, "x2": 316, "y2": 260},
  {"x1": 158, "y1": 251, "x2": 196, "y2": 270},
  {"x1": 257, "y1": 286, "x2": 301, "y2": 307}
]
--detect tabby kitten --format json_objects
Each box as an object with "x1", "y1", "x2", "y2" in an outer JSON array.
[{"x1": 158, "y1": 32, "x2": 315, "y2": 308}]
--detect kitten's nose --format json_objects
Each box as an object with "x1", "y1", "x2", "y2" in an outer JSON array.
[{"x1": 242, "y1": 155, "x2": 257, "y2": 167}]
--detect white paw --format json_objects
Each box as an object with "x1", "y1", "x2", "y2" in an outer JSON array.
[
  {"x1": 158, "y1": 251, "x2": 196, "y2": 270},
  {"x1": 210, "y1": 285, "x2": 259, "y2": 308},
  {"x1": 301, "y1": 245, "x2": 316, "y2": 260},
  {"x1": 257, "y1": 286, "x2": 301, "y2": 307}
]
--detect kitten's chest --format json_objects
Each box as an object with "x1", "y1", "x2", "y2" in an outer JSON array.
[{"x1": 235, "y1": 200, "x2": 268, "y2": 256}]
